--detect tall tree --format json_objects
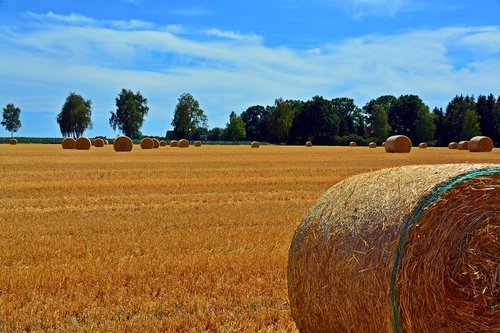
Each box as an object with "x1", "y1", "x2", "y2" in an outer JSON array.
[
  {"x1": 433, "y1": 107, "x2": 446, "y2": 146},
  {"x1": 1, "y1": 103, "x2": 21, "y2": 138},
  {"x1": 57, "y1": 92, "x2": 92, "y2": 138},
  {"x1": 332, "y1": 97, "x2": 357, "y2": 136},
  {"x1": 109, "y1": 89, "x2": 148, "y2": 139},
  {"x1": 370, "y1": 104, "x2": 391, "y2": 143},
  {"x1": 171, "y1": 93, "x2": 207, "y2": 139},
  {"x1": 226, "y1": 111, "x2": 246, "y2": 141},
  {"x1": 241, "y1": 105, "x2": 267, "y2": 141},
  {"x1": 414, "y1": 106, "x2": 436, "y2": 142},
  {"x1": 476, "y1": 94, "x2": 496, "y2": 139},
  {"x1": 266, "y1": 98, "x2": 295, "y2": 143},
  {"x1": 389, "y1": 95, "x2": 434, "y2": 143},
  {"x1": 443, "y1": 95, "x2": 479, "y2": 142}
]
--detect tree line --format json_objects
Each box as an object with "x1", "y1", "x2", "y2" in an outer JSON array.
[{"x1": 2, "y1": 90, "x2": 500, "y2": 146}]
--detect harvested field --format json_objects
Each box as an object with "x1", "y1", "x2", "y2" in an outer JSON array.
[{"x1": 0, "y1": 145, "x2": 498, "y2": 332}]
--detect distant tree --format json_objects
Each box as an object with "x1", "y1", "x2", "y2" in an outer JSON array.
[
  {"x1": 171, "y1": 93, "x2": 207, "y2": 140},
  {"x1": 332, "y1": 97, "x2": 357, "y2": 136},
  {"x1": 414, "y1": 106, "x2": 436, "y2": 142},
  {"x1": 460, "y1": 107, "x2": 481, "y2": 140},
  {"x1": 109, "y1": 89, "x2": 148, "y2": 139},
  {"x1": 494, "y1": 97, "x2": 500, "y2": 146},
  {"x1": 1, "y1": 103, "x2": 21, "y2": 138},
  {"x1": 241, "y1": 105, "x2": 267, "y2": 141},
  {"x1": 226, "y1": 111, "x2": 246, "y2": 141},
  {"x1": 266, "y1": 98, "x2": 295, "y2": 143},
  {"x1": 207, "y1": 127, "x2": 225, "y2": 141},
  {"x1": 389, "y1": 95, "x2": 434, "y2": 143},
  {"x1": 476, "y1": 94, "x2": 496, "y2": 139},
  {"x1": 370, "y1": 104, "x2": 391, "y2": 143},
  {"x1": 443, "y1": 95, "x2": 479, "y2": 141},
  {"x1": 433, "y1": 107, "x2": 446, "y2": 146},
  {"x1": 57, "y1": 92, "x2": 92, "y2": 138}
]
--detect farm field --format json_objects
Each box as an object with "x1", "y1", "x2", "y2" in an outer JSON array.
[{"x1": 0, "y1": 144, "x2": 499, "y2": 332}]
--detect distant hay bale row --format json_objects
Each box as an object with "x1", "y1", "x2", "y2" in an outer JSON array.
[
  {"x1": 251, "y1": 141, "x2": 260, "y2": 148},
  {"x1": 140, "y1": 138, "x2": 154, "y2": 149},
  {"x1": 9, "y1": 138, "x2": 17, "y2": 145},
  {"x1": 94, "y1": 138, "x2": 105, "y2": 147},
  {"x1": 160, "y1": 140, "x2": 167, "y2": 147},
  {"x1": 114, "y1": 136, "x2": 133, "y2": 152},
  {"x1": 179, "y1": 139, "x2": 189, "y2": 148},
  {"x1": 288, "y1": 164, "x2": 500, "y2": 332},
  {"x1": 170, "y1": 140, "x2": 179, "y2": 147},
  {"x1": 62, "y1": 138, "x2": 75, "y2": 149},
  {"x1": 75, "y1": 137, "x2": 91, "y2": 150},
  {"x1": 349, "y1": 141, "x2": 356, "y2": 147},
  {"x1": 449, "y1": 142, "x2": 458, "y2": 149},
  {"x1": 469, "y1": 136, "x2": 493, "y2": 152}
]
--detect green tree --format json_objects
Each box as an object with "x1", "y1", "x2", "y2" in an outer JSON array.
[
  {"x1": 389, "y1": 95, "x2": 433, "y2": 143},
  {"x1": 57, "y1": 92, "x2": 92, "y2": 138},
  {"x1": 443, "y1": 95, "x2": 478, "y2": 142},
  {"x1": 433, "y1": 107, "x2": 446, "y2": 146},
  {"x1": 109, "y1": 89, "x2": 149, "y2": 139},
  {"x1": 226, "y1": 111, "x2": 246, "y2": 141},
  {"x1": 371, "y1": 104, "x2": 391, "y2": 143},
  {"x1": 266, "y1": 98, "x2": 295, "y2": 143},
  {"x1": 460, "y1": 108, "x2": 481, "y2": 139},
  {"x1": 241, "y1": 105, "x2": 267, "y2": 141},
  {"x1": 414, "y1": 106, "x2": 436, "y2": 142},
  {"x1": 1, "y1": 103, "x2": 21, "y2": 138},
  {"x1": 476, "y1": 94, "x2": 496, "y2": 139},
  {"x1": 207, "y1": 127, "x2": 225, "y2": 141},
  {"x1": 171, "y1": 93, "x2": 207, "y2": 139}
]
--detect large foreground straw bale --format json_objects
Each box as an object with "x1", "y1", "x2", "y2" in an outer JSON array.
[
  {"x1": 288, "y1": 164, "x2": 499, "y2": 333},
  {"x1": 94, "y1": 138, "x2": 105, "y2": 147},
  {"x1": 140, "y1": 138, "x2": 154, "y2": 149},
  {"x1": 178, "y1": 139, "x2": 189, "y2": 148},
  {"x1": 75, "y1": 137, "x2": 91, "y2": 150},
  {"x1": 469, "y1": 136, "x2": 493, "y2": 152},
  {"x1": 61, "y1": 138, "x2": 75, "y2": 149},
  {"x1": 113, "y1": 136, "x2": 133, "y2": 152},
  {"x1": 9, "y1": 138, "x2": 17, "y2": 145},
  {"x1": 384, "y1": 135, "x2": 412, "y2": 153}
]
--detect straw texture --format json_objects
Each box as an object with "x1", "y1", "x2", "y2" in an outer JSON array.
[
  {"x1": 385, "y1": 135, "x2": 412, "y2": 153},
  {"x1": 152, "y1": 138, "x2": 160, "y2": 148},
  {"x1": 140, "y1": 138, "x2": 154, "y2": 149},
  {"x1": 419, "y1": 143, "x2": 428, "y2": 149},
  {"x1": 288, "y1": 164, "x2": 499, "y2": 333},
  {"x1": 449, "y1": 142, "x2": 458, "y2": 149},
  {"x1": 113, "y1": 136, "x2": 133, "y2": 152},
  {"x1": 251, "y1": 141, "x2": 260, "y2": 148},
  {"x1": 159, "y1": 140, "x2": 167, "y2": 147},
  {"x1": 94, "y1": 138, "x2": 105, "y2": 147},
  {"x1": 75, "y1": 137, "x2": 91, "y2": 150},
  {"x1": 62, "y1": 138, "x2": 75, "y2": 149},
  {"x1": 170, "y1": 140, "x2": 179, "y2": 147},
  {"x1": 469, "y1": 136, "x2": 493, "y2": 152},
  {"x1": 458, "y1": 141, "x2": 469, "y2": 150},
  {"x1": 179, "y1": 139, "x2": 189, "y2": 148}
]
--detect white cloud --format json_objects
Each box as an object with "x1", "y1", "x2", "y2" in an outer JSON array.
[
  {"x1": 324, "y1": 0, "x2": 408, "y2": 18},
  {"x1": 203, "y1": 28, "x2": 262, "y2": 43},
  {"x1": 170, "y1": 7, "x2": 210, "y2": 16}
]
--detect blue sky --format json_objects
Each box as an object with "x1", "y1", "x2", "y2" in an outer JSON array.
[{"x1": 1, "y1": 0, "x2": 500, "y2": 138}]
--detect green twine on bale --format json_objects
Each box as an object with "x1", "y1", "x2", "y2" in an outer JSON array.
[{"x1": 389, "y1": 168, "x2": 500, "y2": 333}]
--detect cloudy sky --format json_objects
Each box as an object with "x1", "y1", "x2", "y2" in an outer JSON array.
[{"x1": 1, "y1": 0, "x2": 499, "y2": 137}]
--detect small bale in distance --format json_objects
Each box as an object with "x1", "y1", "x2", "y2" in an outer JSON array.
[
  {"x1": 152, "y1": 138, "x2": 160, "y2": 148},
  {"x1": 306, "y1": 141, "x2": 312, "y2": 147},
  {"x1": 457, "y1": 141, "x2": 469, "y2": 150},
  {"x1": 369, "y1": 142, "x2": 377, "y2": 148},
  {"x1": 94, "y1": 138, "x2": 105, "y2": 147},
  {"x1": 62, "y1": 138, "x2": 76, "y2": 149},
  {"x1": 382, "y1": 142, "x2": 386, "y2": 147},
  {"x1": 469, "y1": 136, "x2": 493, "y2": 152},
  {"x1": 448, "y1": 142, "x2": 458, "y2": 149},
  {"x1": 170, "y1": 140, "x2": 179, "y2": 147},
  {"x1": 75, "y1": 137, "x2": 91, "y2": 150},
  {"x1": 141, "y1": 138, "x2": 154, "y2": 149},
  {"x1": 159, "y1": 140, "x2": 167, "y2": 147},
  {"x1": 178, "y1": 139, "x2": 189, "y2": 148},
  {"x1": 384, "y1": 135, "x2": 412, "y2": 153},
  {"x1": 419, "y1": 142, "x2": 428, "y2": 149},
  {"x1": 349, "y1": 141, "x2": 356, "y2": 147},
  {"x1": 113, "y1": 136, "x2": 133, "y2": 152},
  {"x1": 251, "y1": 141, "x2": 260, "y2": 148},
  {"x1": 288, "y1": 164, "x2": 500, "y2": 333},
  {"x1": 91, "y1": 139, "x2": 95, "y2": 146},
  {"x1": 9, "y1": 138, "x2": 17, "y2": 145},
  {"x1": 194, "y1": 141, "x2": 202, "y2": 147}
]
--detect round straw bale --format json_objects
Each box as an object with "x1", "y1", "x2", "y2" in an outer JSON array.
[
  {"x1": 419, "y1": 142, "x2": 428, "y2": 149},
  {"x1": 62, "y1": 137, "x2": 76, "y2": 149},
  {"x1": 349, "y1": 141, "x2": 356, "y2": 147},
  {"x1": 194, "y1": 140, "x2": 202, "y2": 147},
  {"x1": 9, "y1": 138, "x2": 17, "y2": 145},
  {"x1": 469, "y1": 136, "x2": 493, "y2": 152},
  {"x1": 113, "y1": 136, "x2": 133, "y2": 152},
  {"x1": 382, "y1": 141, "x2": 386, "y2": 147},
  {"x1": 140, "y1": 138, "x2": 154, "y2": 149},
  {"x1": 305, "y1": 141, "x2": 312, "y2": 147},
  {"x1": 152, "y1": 138, "x2": 160, "y2": 148},
  {"x1": 457, "y1": 140, "x2": 469, "y2": 150},
  {"x1": 178, "y1": 139, "x2": 189, "y2": 148},
  {"x1": 288, "y1": 164, "x2": 499, "y2": 333},
  {"x1": 170, "y1": 140, "x2": 179, "y2": 147},
  {"x1": 251, "y1": 141, "x2": 260, "y2": 148},
  {"x1": 75, "y1": 137, "x2": 91, "y2": 150},
  {"x1": 384, "y1": 135, "x2": 412, "y2": 153},
  {"x1": 369, "y1": 142, "x2": 376, "y2": 148},
  {"x1": 448, "y1": 142, "x2": 458, "y2": 149},
  {"x1": 159, "y1": 140, "x2": 167, "y2": 147},
  {"x1": 94, "y1": 138, "x2": 105, "y2": 147},
  {"x1": 104, "y1": 140, "x2": 109, "y2": 145}
]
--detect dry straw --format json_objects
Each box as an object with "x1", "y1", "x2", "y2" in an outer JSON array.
[
  {"x1": 94, "y1": 138, "x2": 105, "y2": 147},
  {"x1": 170, "y1": 140, "x2": 179, "y2": 147},
  {"x1": 469, "y1": 136, "x2": 493, "y2": 152},
  {"x1": 369, "y1": 142, "x2": 377, "y2": 148},
  {"x1": 448, "y1": 142, "x2": 458, "y2": 149},
  {"x1": 384, "y1": 135, "x2": 412, "y2": 153},
  {"x1": 194, "y1": 140, "x2": 202, "y2": 147},
  {"x1": 159, "y1": 140, "x2": 167, "y2": 147},
  {"x1": 306, "y1": 141, "x2": 313, "y2": 147},
  {"x1": 419, "y1": 142, "x2": 428, "y2": 149},
  {"x1": 152, "y1": 138, "x2": 160, "y2": 148},
  {"x1": 457, "y1": 141, "x2": 469, "y2": 150},
  {"x1": 382, "y1": 141, "x2": 386, "y2": 147},
  {"x1": 140, "y1": 138, "x2": 154, "y2": 149},
  {"x1": 75, "y1": 137, "x2": 91, "y2": 150},
  {"x1": 104, "y1": 140, "x2": 109, "y2": 145},
  {"x1": 349, "y1": 141, "x2": 356, "y2": 147},
  {"x1": 288, "y1": 164, "x2": 499, "y2": 333},
  {"x1": 251, "y1": 141, "x2": 260, "y2": 148},
  {"x1": 61, "y1": 138, "x2": 75, "y2": 149},
  {"x1": 178, "y1": 139, "x2": 189, "y2": 148},
  {"x1": 9, "y1": 138, "x2": 17, "y2": 145},
  {"x1": 113, "y1": 136, "x2": 133, "y2": 152}
]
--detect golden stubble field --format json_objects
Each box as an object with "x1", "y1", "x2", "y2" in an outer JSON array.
[{"x1": 0, "y1": 144, "x2": 498, "y2": 332}]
